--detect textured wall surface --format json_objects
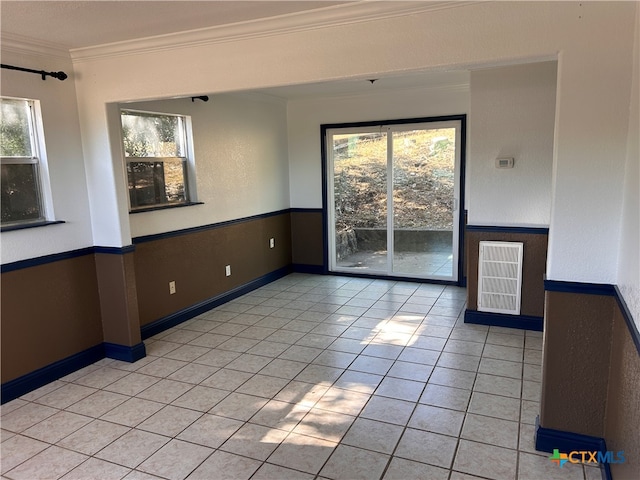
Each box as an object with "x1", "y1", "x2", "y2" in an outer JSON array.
[
  {"x1": 95, "y1": 252, "x2": 142, "y2": 347},
  {"x1": 133, "y1": 213, "x2": 292, "y2": 326},
  {"x1": 1, "y1": 255, "x2": 103, "y2": 383},
  {"x1": 125, "y1": 94, "x2": 290, "y2": 239},
  {"x1": 605, "y1": 307, "x2": 640, "y2": 479},
  {"x1": 616, "y1": 5, "x2": 640, "y2": 329},
  {"x1": 540, "y1": 291, "x2": 614, "y2": 437},
  {"x1": 1, "y1": 51, "x2": 93, "y2": 264},
  {"x1": 70, "y1": 2, "x2": 637, "y2": 284},
  {"x1": 2, "y1": 5, "x2": 638, "y2": 449},
  {"x1": 468, "y1": 62, "x2": 557, "y2": 227}
]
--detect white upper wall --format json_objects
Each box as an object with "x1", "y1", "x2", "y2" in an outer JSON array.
[
  {"x1": 287, "y1": 84, "x2": 469, "y2": 208},
  {"x1": 617, "y1": 6, "x2": 640, "y2": 327},
  {"x1": 1, "y1": 1, "x2": 631, "y2": 287},
  {"x1": 468, "y1": 61, "x2": 557, "y2": 227},
  {"x1": 123, "y1": 93, "x2": 289, "y2": 238},
  {"x1": 69, "y1": 1, "x2": 636, "y2": 284},
  {"x1": 0, "y1": 50, "x2": 93, "y2": 264}
]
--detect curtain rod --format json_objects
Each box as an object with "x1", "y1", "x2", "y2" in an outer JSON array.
[{"x1": 1, "y1": 64, "x2": 67, "y2": 81}]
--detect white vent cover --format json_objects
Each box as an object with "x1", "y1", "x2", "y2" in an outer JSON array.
[{"x1": 478, "y1": 241, "x2": 523, "y2": 315}]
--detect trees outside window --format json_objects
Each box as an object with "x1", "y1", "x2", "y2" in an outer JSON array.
[
  {"x1": 1, "y1": 97, "x2": 46, "y2": 226},
  {"x1": 121, "y1": 110, "x2": 191, "y2": 210}
]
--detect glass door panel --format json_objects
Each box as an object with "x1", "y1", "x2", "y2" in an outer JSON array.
[
  {"x1": 326, "y1": 118, "x2": 462, "y2": 281},
  {"x1": 391, "y1": 127, "x2": 457, "y2": 278},
  {"x1": 331, "y1": 131, "x2": 388, "y2": 273}
]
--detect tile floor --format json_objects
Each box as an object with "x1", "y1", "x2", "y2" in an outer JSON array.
[{"x1": 1, "y1": 274, "x2": 601, "y2": 480}]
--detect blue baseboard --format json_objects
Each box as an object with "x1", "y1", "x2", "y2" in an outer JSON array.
[
  {"x1": 1, "y1": 344, "x2": 105, "y2": 404},
  {"x1": 464, "y1": 309, "x2": 543, "y2": 331},
  {"x1": 1, "y1": 341, "x2": 150, "y2": 404},
  {"x1": 141, "y1": 266, "x2": 292, "y2": 340},
  {"x1": 535, "y1": 424, "x2": 607, "y2": 454},
  {"x1": 536, "y1": 422, "x2": 610, "y2": 480},
  {"x1": 104, "y1": 342, "x2": 146, "y2": 363},
  {"x1": 291, "y1": 264, "x2": 325, "y2": 274}
]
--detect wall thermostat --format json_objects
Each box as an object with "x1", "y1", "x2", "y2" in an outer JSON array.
[{"x1": 496, "y1": 157, "x2": 514, "y2": 168}]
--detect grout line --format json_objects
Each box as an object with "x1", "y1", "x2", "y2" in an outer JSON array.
[{"x1": 3, "y1": 274, "x2": 547, "y2": 480}]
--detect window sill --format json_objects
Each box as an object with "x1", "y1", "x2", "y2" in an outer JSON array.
[
  {"x1": 129, "y1": 202, "x2": 204, "y2": 214},
  {"x1": 1, "y1": 220, "x2": 65, "y2": 233}
]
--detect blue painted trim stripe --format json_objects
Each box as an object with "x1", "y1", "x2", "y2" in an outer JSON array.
[
  {"x1": 1, "y1": 247, "x2": 95, "y2": 273},
  {"x1": 466, "y1": 225, "x2": 550, "y2": 235},
  {"x1": 545, "y1": 279, "x2": 640, "y2": 356},
  {"x1": 544, "y1": 279, "x2": 616, "y2": 296},
  {"x1": 1, "y1": 344, "x2": 105, "y2": 404},
  {"x1": 3, "y1": 208, "x2": 295, "y2": 271},
  {"x1": 1, "y1": 246, "x2": 136, "y2": 273},
  {"x1": 104, "y1": 342, "x2": 146, "y2": 363},
  {"x1": 141, "y1": 266, "x2": 292, "y2": 339},
  {"x1": 464, "y1": 309, "x2": 543, "y2": 331},
  {"x1": 535, "y1": 422, "x2": 611, "y2": 480},
  {"x1": 132, "y1": 209, "x2": 291, "y2": 244}
]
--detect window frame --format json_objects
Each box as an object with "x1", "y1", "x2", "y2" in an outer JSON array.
[
  {"x1": 1, "y1": 96, "x2": 55, "y2": 228},
  {"x1": 120, "y1": 109, "x2": 196, "y2": 212}
]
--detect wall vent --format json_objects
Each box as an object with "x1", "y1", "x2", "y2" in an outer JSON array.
[{"x1": 478, "y1": 241, "x2": 524, "y2": 315}]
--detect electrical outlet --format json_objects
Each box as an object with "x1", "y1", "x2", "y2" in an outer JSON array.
[
  {"x1": 225, "y1": 265, "x2": 231, "y2": 277},
  {"x1": 169, "y1": 281, "x2": 176, "y2": 295},
  {"x1": 269, "y1": 238, "x2": 275, "y2": 249}
]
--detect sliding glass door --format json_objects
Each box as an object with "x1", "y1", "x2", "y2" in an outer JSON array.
[{"x1": 326, "y1": 118, "x2": 463, "y2": 281}]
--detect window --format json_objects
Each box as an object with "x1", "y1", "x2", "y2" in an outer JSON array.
[
  {"x1": 1, "y1": 97, "x2": 48, "y2": 226},
  {"x1": 121, "y1": 110, "x2": 193, "y2": 211}
]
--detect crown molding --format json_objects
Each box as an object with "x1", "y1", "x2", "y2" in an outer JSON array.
[
  {"x1": 1, "y1": 33, "x2": 71, "y2": 59},
  {"x1": 70, "y1": 1, "x2": 475, "y2": 63}
]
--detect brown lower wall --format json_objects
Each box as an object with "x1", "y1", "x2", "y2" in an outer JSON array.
[
  {"x1": 1, "y1": 254, "x2": 103, "y2": 383},
  {"x1": 1, "y1": 212, "x2": 294, "y2": 385},
  {"x1": 466, "y1": 229, "x2": 548, "y2": 317},
  {"x1": 540, "y1": 290, "x2": 614, "y2": 437},
  {"x1": 605, "y1": 306, "x2": 640, "y2": 479},
  {"x1": 290, "y1": 210, "x2": 324, "y2": 267},
  {"x1": 134, "y1": 212, "x2": 293, "y2": 326},
  {"x1": 1, "y1": 212, "x2": 295, "y2": 386},
  {"x1": 540, "y1": 288, "x2": 640, "y2": 477},
  {"x1": 95, "y1": 252, "x2": 142, "y2": 347}
]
